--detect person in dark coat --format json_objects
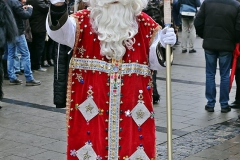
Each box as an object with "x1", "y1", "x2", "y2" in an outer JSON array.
[
  {"x1": 27, "y1": 0, "x2": 49, "y2": 71},
  {"x1": 0, "y1": 0, "x2": 19, "y2": 108},
  {"x1": 194, "y1": 0, "x2": 240, "y2": 113}
]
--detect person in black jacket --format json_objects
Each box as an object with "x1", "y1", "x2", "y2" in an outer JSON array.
[
  {"x1": 0, "y1": 0, "x2": 19, "y2": 108},
  {"x1": 27, "y1": 0, "x2": 49, "y2": 71},
  {"x1": 7, "y1": 0, "x2": 41, "y2": 85},
  {"x1": 194, "y1": 0, "x2": 240, "y2": 113}
]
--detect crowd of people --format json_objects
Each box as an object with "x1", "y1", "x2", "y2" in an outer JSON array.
[{"x1": 0, "y1": 0, "x2": 240, "y2": 159}]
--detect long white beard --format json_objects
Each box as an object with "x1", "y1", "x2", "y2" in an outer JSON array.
[{"x1": 85, "y1": 0, "x2": 148, "y2": 60}]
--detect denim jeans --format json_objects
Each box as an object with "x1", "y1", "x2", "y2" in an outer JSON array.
[
  {"x1": 14, "y1": 52, "x2": 24, "y2": 72},
  {"x1": 205, "y1": 50, "x2": 232, "y2": 108},
  {"x1": 7, "y1": 34, "x2": 33, "y2": 81}
]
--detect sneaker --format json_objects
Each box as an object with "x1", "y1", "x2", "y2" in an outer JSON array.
[
  {"x1": 189, "y1": 49, "x2": 197, "y2": 53},
  {"x1": 221, "y1": 106, "x2": 231, "y2": 113},
  {"x1": 36, "y1": 67, "x2": 47, "y2": 72},
  {"x1": 9, "y1": 79, "x2": 22, "y2": 85},
  {"x1": 43, "y1": 61, "x2": 50, "y2": 67},
  {"x1": 205, "y1": 105, "x2": 214, "y2": 112},
  {"x1": 182, "y1": 49, "x2": 187, "y2": 53},
  {"x1": 26, "y1": 79, "x2": 41, "y2": 86},
  {"x1": 49, "y1": 59, "x2": 54, "y2": 66}
]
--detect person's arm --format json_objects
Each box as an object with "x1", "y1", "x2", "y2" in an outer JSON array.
[
  {"x1": 11, "y1": 0, "x2": 32, "y2": 19},
  {"x1": 194, "y1": 1, "x2": 205, "y2": 38},
  {"x1": 46, "y1": 0, "x2": 76, "y2": 48},
  {"x1": 149, "y1": 28, "x2": 176, "y2": 70}
]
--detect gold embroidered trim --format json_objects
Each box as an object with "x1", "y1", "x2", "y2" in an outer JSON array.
[
  {"x1": 70, "y1": 58, "x2": 152, "y2": 77},
  {"x1": 66, "y1": 16, "x2": 81, "y2": 132},
  {"x1": 149, "y1": 25, "x2": 161, "y2": 46}
]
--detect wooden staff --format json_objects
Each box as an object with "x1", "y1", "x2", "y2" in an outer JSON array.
[{"x1": 163, "y1": 0, "x2": 173, "y2": 159}]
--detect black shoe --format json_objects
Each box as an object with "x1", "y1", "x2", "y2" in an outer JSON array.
[
  {"x1": 153, "y1": 94, "x2": 160, "y2": 104},
  {"x1": 189, "y1": 49, "x2": 196, "y2": 53},
  {"x1": 229, "y1": 101, "x2": 240, "y2": 109},
  {"x1": 205, "y1": 105, "x2": 214, "y2": 112},
  {"x1": 182, "y1": 49, "x2": 187, "y2": 53},
  {"x1": 4, "y1": 75, "x2": 9, "y2": 80},
  {"x1": 9, "y1": 79, "x2": 22, "y2": 85},
  {"x1": 26, "y1": 79, "x2": 41, "y2": 86},
  {"x1": 15, "y1": 71, "x2": 23, "y2": 75},
  {"x1": 221, "y1": 106, "x2": 231, "y2": 113}
]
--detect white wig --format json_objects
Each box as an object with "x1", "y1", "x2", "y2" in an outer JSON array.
[{"x1": 82, "y1": 0, "x2": 149, "y2": 60}]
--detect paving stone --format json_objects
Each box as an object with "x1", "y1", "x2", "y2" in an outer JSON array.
[
  {"x1": 0, "y1": 144, "x2": 47, "y2": 158},
  {"x1": 40, "y1": 141, "x2": 67, "y2": 154},
  {"x1": 157, "y1": 119, "x2": 240, "y2": 160},
  {"x1": 0, "y1": 155, "x2": 31, "y2": 160},
  {"x1": 28, "y1": 151, "x2": 66, "y2": 160}
]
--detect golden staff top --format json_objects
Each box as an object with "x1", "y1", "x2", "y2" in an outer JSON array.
[{"x1": 164, "y1": 0, "x2": 172, "y2": 26}]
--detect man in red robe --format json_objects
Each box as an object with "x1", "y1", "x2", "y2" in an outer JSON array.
[{"x1": 47, "y1": 0, "x2": 176, "y2": 159}]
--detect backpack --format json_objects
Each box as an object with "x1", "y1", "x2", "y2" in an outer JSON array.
[{"x1": 143, "y1": 2, "x2": 163, "y2": 26}]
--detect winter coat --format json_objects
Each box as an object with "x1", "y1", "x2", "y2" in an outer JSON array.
[
  {"x1": 27, "y1": 0, "x2": 49, "y2": 33},
  {"x1": 194, "y1": 0, "x2": 240, "y2": 52},
  {"x1": 7, "y1": 0, "x2": 32, "y2": 35},
  {"x1": 0, "y1": 0, "x2": 18, "y2": 100},
  {"x1": 53, "y1": 43, "x2": 72, "y2": 108}
]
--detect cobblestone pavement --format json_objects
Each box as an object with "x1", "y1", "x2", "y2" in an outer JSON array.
[{"x1": 0, "y1": 35, "x2": 240, "y2": 160}]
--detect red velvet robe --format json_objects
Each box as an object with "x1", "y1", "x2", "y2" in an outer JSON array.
[{"x1": 66, "y1": 9, "x2": 161, "y2": 160}]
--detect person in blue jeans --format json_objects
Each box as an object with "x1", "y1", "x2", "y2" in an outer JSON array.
[
  {"x1": 194, "y1": 0, "x2": 240, "y2": 113},
  {"x1": 7, "y1": 35, "x2": 40, "y2": 85},
  {"x1": 204, "y1": 51, "x2": 232, "y2": 112},
  {"x1": 7, "y1": 0, "x2": 40, "y2": 86}
]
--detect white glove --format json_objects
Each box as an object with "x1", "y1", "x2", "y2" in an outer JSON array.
[
  {"x1": 50, "y1": 0, "x2": 65, "y2": 5},
  {"x1": 159, "y1": 27, "x2": 176, "y2": 48}
]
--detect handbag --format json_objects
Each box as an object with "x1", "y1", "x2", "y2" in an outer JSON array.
[{"x1": 180, "y1": 4, "x2": 196, "y2": 16}]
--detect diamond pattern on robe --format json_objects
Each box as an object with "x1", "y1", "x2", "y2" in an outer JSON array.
[
  {"x1": 131, "y1": 102, "x2": 151, "y2": 126},
  {"x1": 76, "y1": 143, "x2": 97, "y2": 160},
  {"x1": 78, "y1": 97, "x2": 99, "y2": 121},
  {"x1": 129, "y1": 147, "x2": 150, "y2": 160}
]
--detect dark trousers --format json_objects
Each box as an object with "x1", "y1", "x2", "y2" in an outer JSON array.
[
  {"x1": 31, "y1": 32, "x2": 46, "y2": 70},
  {"x1": 235, "y1": 69, "x2": 240, "y2": 102},
  {"x1": 152, "y1": 70, "x2": 160, "y2": 101},
  {"x1": 42, "y1": 37, "x2": 55, "y2": 64}
]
